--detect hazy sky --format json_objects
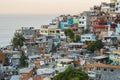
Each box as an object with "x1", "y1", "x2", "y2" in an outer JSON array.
[{"x1": 0, "y1": 0, "x2": 110, "y2": 15}]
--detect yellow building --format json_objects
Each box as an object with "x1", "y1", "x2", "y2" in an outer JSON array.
[
  {"x1": 40, "y1": 25, "x2": 49, "y2": 35},
  {"x1": 40, "y1": 22, "x2": 59, "y2": 36}
]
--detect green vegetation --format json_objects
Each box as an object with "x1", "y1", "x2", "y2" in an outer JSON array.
[
  {"x1": 64, "y1": 29, "x2": 74, "y2": 41},
  {"x1": 11, "y1": 33, "x2": 25, "y2": 49},
  {"x1": 64, "y1": 29, "x2": 80, "y2": 42},
  {"x1": 83, "y1": 28, "x2": 90, "y2": 34},
  {"x1": 53, "y1": 66, "x2": 89, "y2": 80},
  {"x1": 19, "y1": 52, "x2": 28, "y2": 67},
  {"x1": 60, "y1": 54, "x2": 67, "y2": 57},
  {"x1": 74, "y1": 34, "x2": 80, "y2": 42},
  {"x1": 87, "y1": 40, "x2": 104, "y2": 52}
]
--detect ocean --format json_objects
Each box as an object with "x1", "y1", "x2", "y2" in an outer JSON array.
[{"x1": 0, "y1": 14, "x2": 58, "y2": 47}]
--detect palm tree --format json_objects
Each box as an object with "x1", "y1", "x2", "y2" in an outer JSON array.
[{"x1": 12, "y1": 33, "x2": 25, "y2": 49}]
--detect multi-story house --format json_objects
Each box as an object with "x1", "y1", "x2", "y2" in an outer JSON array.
[
  {"x1": 59, "y1": 18, "x2": 73, "y2": 29},
  {"x1": 101, "y1": 2, "x2": 110, "y2": 13},
  {"x1": 102, "y1": 31, "x2": 118, "y2": 46},
  {"x1": 81, "y1": 34, "x2": 97, "y2": 42},
  {"x1": 59, "y1": 31, "x2": 67, "y2": 42},
  {"x1": 20, "y1": 27, "x2": 40, "y2": 40},
  {"x1": 40, "y1": 23, "x2": 59, "y2": 36},
  {"x1": 59, "y1": 15, "x2": 73, "y2": 29},
  {"x1": 94, "y1": 62, "x2": 120, "y2": 80},
  {"x1": 3, "y1": 50, "x2": 21, "y2": 67},
  {"x1": 49, "y1": 22, "x2": 59, "y2": 29},
  {"x1": 116, "y1": 23, "x2": 120, "y2": 35},
  {"x1": 89, "y1": 6, "x2": 101, "y2": 29},
  {"x1": 92, "y1": 18, "x2": 108, "y2": 34},
  {"x1": 79, "y1": 11, "x2": 91, "y2": 30},
  {"x1": 115, "y1": 0, "x2": 120, "y2": 13},
  {"x1": 40, "y1": 25, "x2": 49, "y2": 36},
  {"x1": 109, "y1": 50, "x2": 120, "y2": 65},
  {"x1": 110, "y1": 0, "x2": 116, "y2": 12},
  {"x1": 73, "y1": 15, "x2": 79, "y2": 25}
]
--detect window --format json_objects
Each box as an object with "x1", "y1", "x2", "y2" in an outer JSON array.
[
  {"x1": 96, "y1": 74, "x2": 101, "y2": 79},
  {"x1": 117, "y1": 3, "x2": 119, "y2": 5},
  {"x1": 116, "y1": 8, "x2": 118, "y2": 11},
  {"x1": 104, "y1": 68, "x2": 107, "y2": 71},
  {"x1": 110, "y1": 69, "x2": 114, "y2": 72},
  {"x1": 52, "y1": 31, "x2": 55, "y2": 33},
  {"x1": 86, "y1": 37, "x2": 90, "y2": 39},
  {"x1": 82, "y1": 37, "x2": 85, "y2": 39},
  {"x1": 97, "y1": 67, "x2": 100, "y2": 70},
  {"x1": 56, "y1": 30, "x2": 60, "y2": 33},
  {"x1": 79, "y1": 21, "x2": 81, "y2": 24}
]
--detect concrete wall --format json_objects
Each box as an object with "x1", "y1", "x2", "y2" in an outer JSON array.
[{"x1": 94, "y1": 67, "x2": 120, "y2": 80}]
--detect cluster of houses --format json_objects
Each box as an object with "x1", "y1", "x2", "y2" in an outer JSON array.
[{"x1": 1, "y1": 0, "x2": 120, "y2": 80}]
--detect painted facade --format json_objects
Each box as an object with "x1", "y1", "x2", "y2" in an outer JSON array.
[
  {"x1": 81, "y1": 34, "x2": 97, "y2": 42},
  {"x1": 40, "y1": 25, "x2": 49, "y2": 36},
  {"x1": 101, "y1": 2, "x2": 110, "y2": 13},
  {"x1": 79, "y1": 12, "x2": 91, "y2": 30},
  {"x1": 92, "y1": 18, "x2": 108, "y2": 33},
  {"x1": 115, "y1": 0, "x2": 120, "y2": 13},
  {"x1": 109, "y1": 50, "x2": 120, "y2": 65},
  {"x1": 94, "y1": 62, "x2": 120, "y2": 80},
  {"x1": 60, "y1": 18, "x2": 73, "y2": 29}
]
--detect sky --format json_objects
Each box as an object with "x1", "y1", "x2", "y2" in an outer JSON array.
[{"x1": 0, "y1": 0, "x2": 110, "y2": 15}]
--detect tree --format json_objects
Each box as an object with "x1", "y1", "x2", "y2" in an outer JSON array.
[
  {"x1": 87, "y1": 40, "x2": 104, "y2": 52},
  {"x1": 11, "y1": 33, "x2": 25, "y2": 49},
  {"x1": 84, "y1": 28, "x2": 90, "y2": 34},
  {"x1": 53, "y1": 66, "x2": 89, "y2": 80},
  {"x1": 19, "y1": 52, "x2": 28, "y2": 67},
  {"x1": 64, "y1": 29, "x2": 74, "y2": 42},
  {"x1": 74, "y1": 34, "x2": 80, "y2": 42}
]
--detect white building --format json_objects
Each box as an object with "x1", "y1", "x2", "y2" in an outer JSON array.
[
  {"x1": 79, "y1": 16, "x2": 90, "y2": 30},
  {"x1": 116, "y1": 24, "x2": 120, "y2": 35},
  {"x1": 101, "y1": 2, "x2": 110, "y2": 13},
  {"x1": 115, "y1": 0, "x2": 120, "y2": 13},
  {"x1": 81, "y1": 34, "x2": 97, "y2": 42}
]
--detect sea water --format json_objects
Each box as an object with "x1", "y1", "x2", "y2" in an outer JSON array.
[{"x1": 0, "y1": 14, "x2": 58, "y2": 47}]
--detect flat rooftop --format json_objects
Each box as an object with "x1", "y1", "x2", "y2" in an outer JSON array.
[
  {"x1": 19, "y1": 68, "x2": 33, "y2": 73},
  {"x1": 113, "y1": 50, "x2": 120, "y2": 54},
  {"x1": 93, "y1": 55, "x2": 108, "y2": 60}
]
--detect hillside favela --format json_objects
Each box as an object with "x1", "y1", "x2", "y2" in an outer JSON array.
[{"x1": 1, "y1": 0, "x2": 120, "y2": 80}]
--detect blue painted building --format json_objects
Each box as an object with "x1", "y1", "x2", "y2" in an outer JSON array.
[{"x1": 59, "y1": 18, "x2": 73, "y2": 29}]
